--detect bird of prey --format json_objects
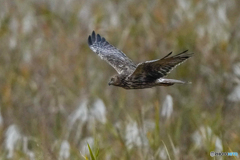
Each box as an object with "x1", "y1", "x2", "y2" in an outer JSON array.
[{"x1": 88, "y1": 31, "x2": 193, "y2": 89}]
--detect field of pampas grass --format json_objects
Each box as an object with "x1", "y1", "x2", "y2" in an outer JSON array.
[{"x1": 0, "y1": 0, "x2": 240, "y2": 159}]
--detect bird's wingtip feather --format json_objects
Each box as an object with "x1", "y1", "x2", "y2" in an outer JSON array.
[
  {"x1": 88, "y1": 35, "x2": 92, "y2": 46},
  {"x1": 91, "y1": 31, "x2": 96, "y2": 42},
  {"x1": 92, "y1": 31, "x2": 95, "y2": 37},
  {"x1": 161, "y1": 51, "x2": 173, "y2": 59},
  {"x1": 97, "y1": 34, "x2": 101, "y2": 42}
]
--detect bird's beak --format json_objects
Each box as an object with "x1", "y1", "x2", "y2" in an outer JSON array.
[{"x1": 108, "y1": 82, "x2": 111, "y2": 86}]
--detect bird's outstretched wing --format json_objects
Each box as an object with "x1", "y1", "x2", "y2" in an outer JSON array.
[
  {"x1": 129, "y1": 50, "x2": 193, "y2": 81},
  {"x1": 88, "y1": 31, "x2": 136, "y2": 75}
]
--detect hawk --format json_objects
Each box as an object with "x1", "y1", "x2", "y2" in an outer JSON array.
[{"x1": 88, "y1": 31, "x2": 193, "y2": 89}]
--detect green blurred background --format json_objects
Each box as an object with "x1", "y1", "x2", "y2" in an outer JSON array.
[{"x1": 0, "y1": 0, "x2": 240, "y2": 159}]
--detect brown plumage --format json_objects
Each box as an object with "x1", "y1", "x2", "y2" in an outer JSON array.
[{"x1": 88, "y1": 31, "x2": 193, "y2": 89}]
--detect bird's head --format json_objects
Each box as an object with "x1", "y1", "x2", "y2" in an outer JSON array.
[{"x1": 108, "y1": 75, "x2": 122, "y2": 86}]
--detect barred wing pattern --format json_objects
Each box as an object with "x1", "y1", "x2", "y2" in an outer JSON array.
[
  {"x1": 129, "y1": 50, "x2": 193, "y2": 81},
  {"x1": 88, "y1": 31, "x2": 136, "y2": 75}
]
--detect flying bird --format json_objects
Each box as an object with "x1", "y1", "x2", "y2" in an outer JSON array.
[{"x1": 88, "y1": 31, "x2": 193, "y2": 89}]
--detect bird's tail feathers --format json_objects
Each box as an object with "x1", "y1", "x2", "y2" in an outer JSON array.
[{"x1": 157, "y1": 78, "x2": 191, "y2": 85}]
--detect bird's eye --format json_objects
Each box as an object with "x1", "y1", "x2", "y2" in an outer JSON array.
[{"x1": 111, "y1": 78, "x2": 115, "y2": 81}]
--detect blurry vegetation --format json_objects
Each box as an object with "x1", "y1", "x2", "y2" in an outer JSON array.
[{"x1": 0, "y1": 0, "x2": 240, "y2": 159}]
